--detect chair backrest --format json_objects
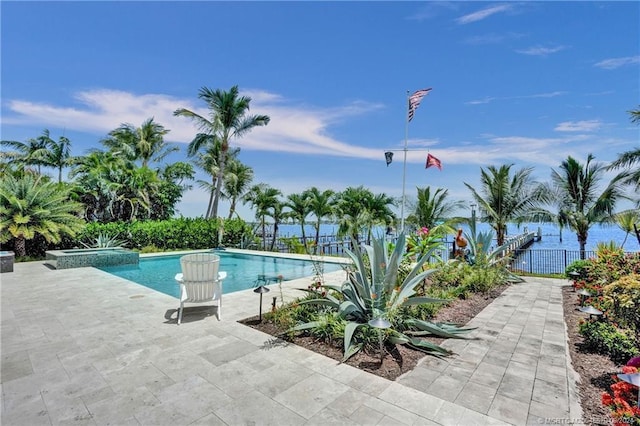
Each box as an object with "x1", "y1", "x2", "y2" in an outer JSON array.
[{"x1": 180, "y1": 253, "x2": 220, "y2": 282}]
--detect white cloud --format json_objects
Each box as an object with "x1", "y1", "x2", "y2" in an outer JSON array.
[
  {"x1": 4, "y1": 88, "x2": 386, "y2": 160},
  {"x1": 463, "y1": 32, "x2": 524, "y2": 45},
  {"x1": 555, "y1": 120, "x2": 603, "y2": 132},
  {"x1": 466, "y1": 91, "x2": 566, "y2": 105},
  {"x1": 456, "y1": 4, "x2": 512, "y2": 24},
  {"x1": 516, "y1": 45, "x2": 567, "y2": 56},
  {"x1": 594, "y1": 56, "x2": 640, "y2": 70}
]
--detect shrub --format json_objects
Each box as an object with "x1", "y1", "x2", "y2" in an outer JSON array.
[
  {"x1": 579, "y1": 320, "x2": 639, "y2": 364},
  {"x1": 73, "y1": 217, "x2": 252, "y2": 251},
  {"x1": 601, "y1": 365, "x2": 640, "y2": 426},
  {"x1": 602, "y1": 274, "x2": 640, "y2": 342}
]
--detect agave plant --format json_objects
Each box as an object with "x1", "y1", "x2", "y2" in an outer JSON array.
[
  {"x1": 82, "y1": 232, "x2": 127, "y2": 248},
  {"x1": 290, "y1": 232, "x2": 475, "y2": 361},
  {"x1": 463, "y1": 229, "x2": 524, "y2": 283}
]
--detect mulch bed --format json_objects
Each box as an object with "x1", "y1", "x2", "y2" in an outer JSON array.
[{"x1": 239, "y1": 282, "x2": 622, "y2": 424}]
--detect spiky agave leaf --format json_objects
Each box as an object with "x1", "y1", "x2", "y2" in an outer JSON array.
[
  {"x1": 406, "y1": 318, "x2": 476, "y2": 337},
  {"x1": 387, "y1": 331, "x2": 451, "y2": 356},
  {"x1": 342, "y1": 321, "x2": 366, "y2": 361}
]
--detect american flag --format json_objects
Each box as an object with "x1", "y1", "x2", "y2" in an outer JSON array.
[
  {"x1": 408, "y1": 88, "x2": 432, "y2": 122},
  {"x1": 425, "y1": 153, "x2": 442, "y2": 170}
]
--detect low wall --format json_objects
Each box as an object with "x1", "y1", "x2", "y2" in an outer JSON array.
[{"x1": 45, "y1": 247, "x2": 139, "y2": 269}]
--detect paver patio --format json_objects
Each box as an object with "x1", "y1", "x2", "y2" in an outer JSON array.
[{"x1": 1, "y1": 254, "x2": 582, "y2": 425}]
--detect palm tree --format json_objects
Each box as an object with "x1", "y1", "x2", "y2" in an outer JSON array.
[
  {"x1": 174, "y1": 86, "x2": 270, "y2": 219},
  {"x1": 335, "y1": 186, "x2": 375, "y2": 245},
  {"x1": 608, "y1": 148, "x2": 640, "y2": 200},
  {"x1": 191, "y1": 135, "x2": 240, "y2": 218},
  {"x1": 409, "y1": 187, "x2": 464, "y2": 230},
  {"x1": 102, "y1": 118, "x2": 176, "y2": 168},
  {"x1": 0, "y1": 174, "x2": 85, "y2": 257},
  {"x1": 362, "y1": 192, "x2": 396, "y2": 244},
  {"x1": 464, "y1": 164, "x2": 546, "y2": 246},
  {"x1": 1, "y1": 133, "x2": 50, "y2": 174},
  {"x1": 222, "y1": 158, "x2": 254, "y2": 219},
  {"x1": 304, "y1": 187, "x2": 335, "y2": 254},
  {"x1": 613, "y1": 209, "x2": 640, "y2": 248},
  {"x1": 549, "y1": 154, "x2": 624, "y2": 257},
  {"x1": 267, "y1": 201, "x2": 285, "y2": 251},
  {"x1": 629, "y1": 105, "x2": 640, "y2": 124},
  {"x1": 244, "y1": 184, "x2": 282, "y2": 250},
  {"x1": 285, "y1": 192, "x2": 312, "y2": 249},
  {"x1": 37, "y1": 130, "x2": 73, "y2": 183}
]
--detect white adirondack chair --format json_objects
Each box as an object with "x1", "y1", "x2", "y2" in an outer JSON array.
[{"x1": 174, "y1": 253, "x2": 226, "y2": 324}]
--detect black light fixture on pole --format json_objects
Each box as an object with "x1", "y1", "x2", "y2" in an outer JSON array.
[{"x1": 253, "y1": 286, "x2": 270, "y2": 323}]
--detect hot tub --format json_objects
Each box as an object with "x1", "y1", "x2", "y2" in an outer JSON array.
[{"x1": 45, "y1": 247, "x2": 139, "y2": 269}]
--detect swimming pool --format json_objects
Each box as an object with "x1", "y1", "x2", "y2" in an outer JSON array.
[{"x1": 98, "y1": 251, "x2": 345, "y2": 298}]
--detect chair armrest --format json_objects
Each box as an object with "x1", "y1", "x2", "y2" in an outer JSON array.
[
  {"x1": 218, "y1": 271, "x2": 227, "y2": 281},
  {"x1": 175, "y1": 273, "x2": 183, "y2": 283}
]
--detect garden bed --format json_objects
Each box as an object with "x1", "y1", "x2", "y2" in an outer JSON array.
[{"x1": 239, "y1": 283, "x2": 627, "y2": 425}]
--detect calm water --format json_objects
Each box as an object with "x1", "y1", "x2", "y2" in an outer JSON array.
[
  {"x1": 276, "y1": 222, "x2": 640, "y2": 252},
  {"x1": 99, "y1": 251, "x2": 344, "y2": 298}
]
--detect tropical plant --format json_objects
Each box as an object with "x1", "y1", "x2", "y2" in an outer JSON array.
[
  {"x1": 284, "y1": 192, "x2": 312, "y2": 249},
  {"x1": 34, "y1": 130, "x2": 73, "y2": 183},
  {"x1": 305, "y1": 187, "x2": 335, "y2": 254},
  {"x1": 222, "y1": 158, "x2": 254, "y2": 219},
  {"x1": 0, "y1": 174, "x2": 85, "y2": 257},
  {"x1": 1, "y1": 131, "x2": 51, "y2": 174},
  {"x1": 408, "y1": 186, "x2": 464, "y2": 230},
  {"x1": 601, "y1": 365, "x2": 640, "y2": 426},
  {"x1": 101, "y1": 118, "x2": 176, "y2": 168},
  {"x1": 602, "y1": 274, "x2": 640, "y2": 339},
  {"x1": 548, "y1": 154, "x2": 624, "y2": 257},
  {"x1": 174, "y1": 85, "x2": 270, "y2": 219},
  {"x1": 465, "y1": 164, "x2": 546, "y2": 246},
  {"x1": 244, "y1": 184, "x2": 282, "y2": 250},
  {"x1": 608, "y1": 147, "x2": 640, "y2": 206},
  {"x1": 290, "y1": 233, "x2": 474, "y2": 361},
  {"x1": 81, "y1": 233, "x2": 127, "y2": 248}
]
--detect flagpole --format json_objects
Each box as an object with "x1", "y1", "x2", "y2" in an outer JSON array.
[{"x1": 400, "y1": 90, "x2": 410, "y2": 233}]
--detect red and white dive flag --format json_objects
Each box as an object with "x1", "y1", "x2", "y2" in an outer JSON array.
[
  {"x1": 425, "y1": 153, "x2": 442, "y2": 170},
  {"x1": 408, "y1": 88, "x2": 432, "y2": 122}
]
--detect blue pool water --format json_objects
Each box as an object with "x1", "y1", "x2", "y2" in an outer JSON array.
[{"x1": 98, "y1": 251, "x2": 344, "y2": 298}]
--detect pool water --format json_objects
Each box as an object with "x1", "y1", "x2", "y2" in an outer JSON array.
[{"x1": 98, "y1": 251, "x2": 344, "y2": 298}]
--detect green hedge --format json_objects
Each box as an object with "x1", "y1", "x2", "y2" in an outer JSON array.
[{"x1": 77, "y1": 217, "x2": 251, "y2": 251}]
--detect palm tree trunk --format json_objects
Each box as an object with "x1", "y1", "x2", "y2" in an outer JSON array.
[
  {"x1": 270, "y1": 222, "x2": 279, "y2": 251},
  {"x1": 211, "y1": 151, "x2": 227, "y2": 219},
  {"x1": 227, "y1": 198, "x2": 237, "y2": 220},
  {"x1": 261, "y1": 216, "x2": 267, "y2": 250},
  {"x1": 579, "y1": 236, "x2": 587, "y2": 260},
  {"x1": 14, "y1": 236, "x2": 27, "y2": 257},
  {"x1": 314, "y1": 222, "x2": 321, "y2": 255},
  {"x1": 205, "y1": 177, "x2": 215, "y2": 219}
]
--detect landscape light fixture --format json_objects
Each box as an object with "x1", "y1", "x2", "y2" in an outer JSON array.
[
  {"x1": 578, "y1": 305, "x2": 603, "y2": 320},
  {"x1": 616, "y1": 373, "x2": 640, "y2": 408},
  {"x1": 568, "y1": 271, "x2": 580, "y2": 291},
  {"x1": 576, "y1": 289, "x2": 592, "y2": 306},
  {"x1": 253, "y1": 285, "x2": 270, "y2": 323},
  {"x1": 368, "y1": 318, "x2": 391, "y2": 364}
]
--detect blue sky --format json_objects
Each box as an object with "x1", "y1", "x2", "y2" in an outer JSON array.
[{"x1": 2, "y1": 1, "x2": 639, "y2": 221}]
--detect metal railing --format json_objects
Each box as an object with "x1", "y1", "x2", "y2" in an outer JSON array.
[
  {"x1": 508, "y1": 249, "x2": 597, "y2": 275},
  {"x1": 257, "y1": 233, "x2": 615, "y2": 275}
]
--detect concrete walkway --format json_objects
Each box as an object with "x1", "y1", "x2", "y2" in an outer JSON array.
[{"x1": 1, "y1": 259, "x2": 582, "y2": 425}]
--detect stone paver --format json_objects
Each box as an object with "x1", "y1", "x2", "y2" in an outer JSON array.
[{"x1": 1, "y1": 257, "x2": 582, "y2": 425}]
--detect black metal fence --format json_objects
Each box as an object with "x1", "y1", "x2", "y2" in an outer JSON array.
[
  {"x1": 263, "y1": 235, "x2": 614, "y2": 275},
  {"x1": 508, "y1": 249, "x2": 597, "y2": 275}
]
